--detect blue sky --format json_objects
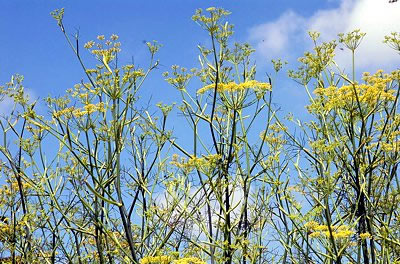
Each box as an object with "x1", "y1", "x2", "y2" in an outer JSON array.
[
  {"x1": 0, "y1": 1, "x2": 399, "y2": 258},
  {"x1": 0, "y1": 0, "x2": 399, "y2": 119}
]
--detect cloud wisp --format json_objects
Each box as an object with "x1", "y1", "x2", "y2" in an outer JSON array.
[{"x1": 249, "y1": 0, "x2": 400, "y2": 71}]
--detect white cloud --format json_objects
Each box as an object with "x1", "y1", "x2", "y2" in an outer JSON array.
[
  {"x1": 249, "y1": 11, "x2": 306, "y2": 59},
  {"x1": 308, "y1": 0, "x2": 354, "y2": 42},
  {"x1": 343, "y1": 0, "x2": 400, "y2": 70},
  {"x1": 249, "y1": 0, "x2": 400, "y2": 71}
]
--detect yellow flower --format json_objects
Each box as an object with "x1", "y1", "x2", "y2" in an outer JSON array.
[
  {"x1": 314, "y1": 225, "x2": 329, "y2": 232},
  {"x1": 110, "y1": 34, "x2": 119, "y2": 41},
  {"x1": 84, "y1": 41, "x2": 95, "y2": 49},
  {"x1": 309, "y1": 232, "x2": 321, "y2": 238},
  {"x1": 174, "y1": 257, "x2": 206, "y2": 264},
  {"x1": 197, "y1": 80, "x2": 271, "y2": 94},
  {"x1": 304, "y1": 221, "x2": 319, "y2": 230},
  {"x1": 132, "y1": 70, "x2": 145, "y2": 78},
  {"x1": 97, "y1": 102, "x2": 106, "y2": 112},
  {"x1": 140, "y1": 256, "x2": 172, "y2": 264},
  {"x1": 309, "y1": 70, "x2": 397, "y2": 114},
  {"x1": 83, "y1": 104, "x2": 97, "y2": 114},
  {"x1": 359, "y1": 232, "x2": 372, "y2": 240},
  {"x1": 334, "y1": 229, "x2": 354, "y2": 238},
  {"x1": 72, "y1": 109, "x2": 85, "y2": 118}
]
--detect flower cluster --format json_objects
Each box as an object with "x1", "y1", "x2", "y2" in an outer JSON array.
[
  {"x1": 338, "y1": 29, "x2": 366, "y2": 51},
  {"x1": 140, "y1": 256, "x2": 172, "y2": 264},
  {"x1": 288, "y1": 36, "x2": 336, "y2": 84},
  {"x1": 0, "y1": 217, "x2": 26, "y2": 242},
  {"x1": 309, "y1": 70, "x2": 397, "y2": 113},
  {"x1": 359, "y1": 232, "x2": 372, "y2": 240},
  {"x1": 84, "y1": 34, "x2": 121, "y2": 72},
  {"x1": 197, "y1": 80, "x2": 270, "y2": 95},
  {"x1": 163, "y1": 65, "x2": 194, "y2": 90},
  {"x1": 384, "y1": 31, "x2": 400, "y2": 53},
  {"x1": 192, "y1": 7, "x2": 231, "y2": 34},
  {"x1": 53, "y1": 102, "x2": 106, "y2": 118},
  {"x1": 170, "y1": 154, "x2": 221, "y2": 174},
  {"x1": 0, "y1": 179, "x2": 32, "y2": 207},
  {"x1": 259, "y1": 123, "x2": 287, "y2": 149},
  {"x1": 140, "y1": 256, "x2": 206, "y2": 264},
  {"x1": 305, "y1": 221, "x2": 354, "y2": 239},
  {"x1": 174, "y1": 257, "x2": 206, "y2": 264}
]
